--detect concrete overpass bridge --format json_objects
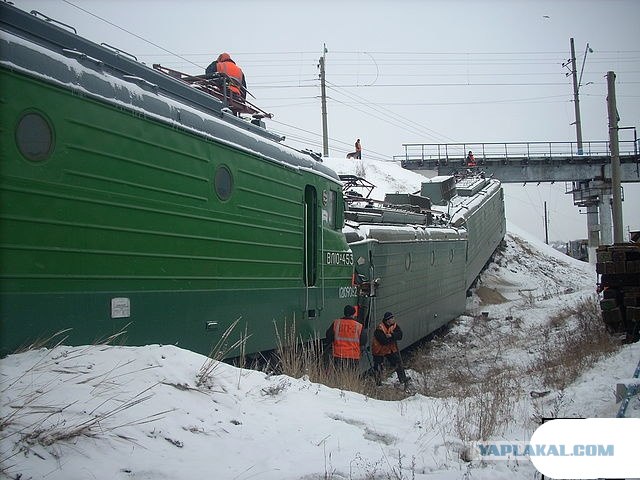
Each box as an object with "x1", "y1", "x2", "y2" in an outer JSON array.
[
  {"x1": 394, "y1": 140, "x2": 639, "y2": 183},
  {"x1": 394, "y1": 140, "x2": 639, "y2": 260}
]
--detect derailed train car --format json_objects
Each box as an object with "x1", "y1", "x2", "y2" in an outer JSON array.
[{"x1": 345, "y1": 175, "x2": 506, "y2": 351}]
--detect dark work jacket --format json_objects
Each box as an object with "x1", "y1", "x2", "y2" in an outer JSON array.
[{"x1": 373, "y1": 322, "x2": 403, "y2": 346}]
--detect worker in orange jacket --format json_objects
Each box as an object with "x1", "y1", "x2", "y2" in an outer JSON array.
[
  {"x1": 325, "y1": 305, "x2": 367, "y2": 369},
  {"x1": 372, "y1": 311, "x2": 409, "y2": 386},
  {"x1": 466, "y1": 150, "x2": 476, "y2": 167},
  {"x1": 205, "y1": 52, "x2": 247, "y2": 100}
]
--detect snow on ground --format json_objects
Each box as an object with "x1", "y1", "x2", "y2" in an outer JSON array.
[{"x1": 1, "y1": 157, "x2": 639, "y2": 480}]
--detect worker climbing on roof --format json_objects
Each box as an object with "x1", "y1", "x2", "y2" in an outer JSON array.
[
  {"x1": 466, "y1": 150, "x2": 476, "y2": 167},
  {"x1": 205, "y1": 52, "x2": 247, "y2": 101}
]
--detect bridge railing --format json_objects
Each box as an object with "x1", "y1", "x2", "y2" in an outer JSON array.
[{"x1": 394, "y1": 140, "x2": 639, "y2": 164}]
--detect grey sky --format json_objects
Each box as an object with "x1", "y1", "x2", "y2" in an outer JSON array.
[{"x1": 12, "y1": 0, "x2": 640, "y2": 242}]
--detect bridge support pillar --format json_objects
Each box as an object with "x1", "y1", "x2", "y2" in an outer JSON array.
[
  {"x1": 586, "y1": 204, "x2": 600, "y2": 264},
  {"x1": 599, "y1": 194, "x2": 613, "y2": 245}
]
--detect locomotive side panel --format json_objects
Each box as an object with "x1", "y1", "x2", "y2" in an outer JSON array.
[
  {"x1": 349, "y1": 228, "x2": 467, "y2": 350},
  {"x1": 0, "y1": 65, "x2": 352, "y2": 356},
  {"x1": 462, "y1": 184, "x2": 506, "y2": 289}
]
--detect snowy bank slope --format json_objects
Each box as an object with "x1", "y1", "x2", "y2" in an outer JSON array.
[{"x1": 322, "y1": 157, "x2": 426, "y2": 200}]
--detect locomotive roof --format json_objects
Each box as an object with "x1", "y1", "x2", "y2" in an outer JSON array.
[{"x1": 0, "y1": 3, "x2": 340, "y2": 183}]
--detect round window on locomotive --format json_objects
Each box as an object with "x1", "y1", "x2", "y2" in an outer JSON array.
[
  {"x1": 15, "y1": 111, "x2": 54, "y2": 162},
  {"x1": 405, "y1": 252, "x2": 411, "y2": 271},
  {"x1": 214, "y1": 164, "x2": 233, "y2": 201}
]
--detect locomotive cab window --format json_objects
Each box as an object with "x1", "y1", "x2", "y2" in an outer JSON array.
[
  {"x1": 322, "y1": 189, "x2": 337, "y2": 229},
  {"x1": 336, "y1": 193, "x2": 345, "y2": 229},
  {"x1": 303, "y1": 185, "x2": 318, "y2": 287}
]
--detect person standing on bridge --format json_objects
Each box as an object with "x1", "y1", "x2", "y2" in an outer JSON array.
[
  {"x1": 466, "y1": 150, "x2": 476, "y2": 167},
  {"x1": 325, "y1": 305, "x2": 367, "y2": 369}
]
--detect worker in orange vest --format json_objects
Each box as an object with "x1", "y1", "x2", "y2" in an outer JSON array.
[
  {"x1": 205, "y1": 52, "x2": 247, "y2": 100},
  {"x1": 372, "y1": 311, "x2": 409, "y2": 386},
  {"x1": 466, "y1": 150, "x2": 476, "y2": 167},
  {"x1": 325, "y1": 305, "x2": 367, "y2": 369}
]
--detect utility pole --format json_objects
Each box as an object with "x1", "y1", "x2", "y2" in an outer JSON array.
[
  {"x1": 568, "y1": 38, "x2": 600, "y2": 261},
  {"x1": 569, "y1": 38, "x2": 584, "y2": 155},
  {"x1": 544, "y1": 201, "x2": 549, "y2": 245},
  {"x1": 318, "y1": 44, "x2": 329, "y2": 157},
  {"x1": 607, "y1": 71, "x2": 624, "y2": 243}
]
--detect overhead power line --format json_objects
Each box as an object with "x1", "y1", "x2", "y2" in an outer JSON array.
[
  {"x1": 325, "y1": 82, "x2": 455, "y2": 144},
  {"x1": 51, "y1": 2, "x2": 640, "y2": 161},
  {"x1": 253, "y1": 81, "x2": 640, "y2": 89},
  {"x1": 60, "y1": 0, "x2": 203, "y2": 71}
]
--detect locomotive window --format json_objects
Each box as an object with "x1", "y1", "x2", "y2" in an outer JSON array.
[
  {"x1": 322, "y1": 190, "x2": 337, "y2": 229},
  {"x1": 16, "y1": 112, "x2": 54, "y2": 162},
  {"x1": 214, "y1": 164, "x2": 233, "y2": 201},
  {"x1": 405, "y1": 252, "x2": 411, "y2": 271}
]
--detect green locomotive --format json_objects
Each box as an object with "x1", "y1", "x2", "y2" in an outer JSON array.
[{"x1": 0, "y1": 4, "x2": 354, "y2": 356}]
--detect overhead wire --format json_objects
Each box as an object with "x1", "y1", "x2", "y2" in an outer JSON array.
[
  {"x1": 26, "y1": 3, "x2": 639, "y2": 241},
  {"x1": 51, "y1": 3, "x2": 639, "y2": 161},
  {"x1": 327, "y1": 95, "x2": 450, "y2": 154},
  {"x1": 268, "y1": 117, "x2": 369, "y2": 159},
  {"x1": 326, "y1": 91, "x2": 444, "y2": 149},
  {"x1": 503, "y1": 187, "x2": 585, "y2": 233},
  {"x1": 260, "y1": 43, "x2": 636, "y2": 154},
  {"x1": 55, "y1": 1, "x2": 352, "y2": 157},
  {"x1": 326, "y1": 81, "x2": 455, "y2": 144},
  {"x1": 60, "y1": 0, "x2": 204, "y2": 71}
]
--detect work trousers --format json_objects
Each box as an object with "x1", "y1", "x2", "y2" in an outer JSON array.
[{"x1": 373, "y1": 351, "x2": 407, "y2": 385}]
